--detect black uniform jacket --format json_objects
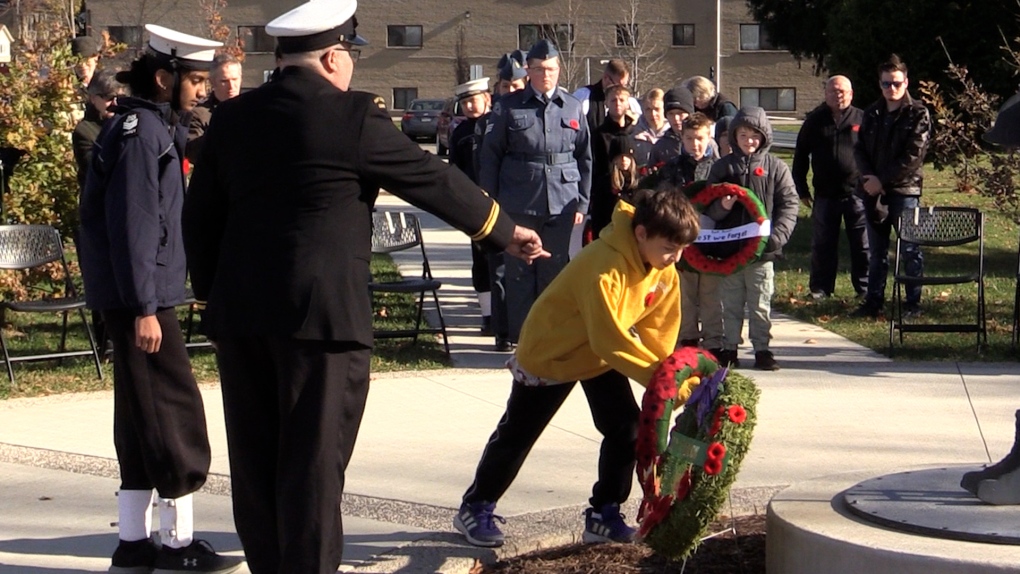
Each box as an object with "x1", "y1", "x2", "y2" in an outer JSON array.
[
  {"x1": 183, "y1": 66, "x2": 515, "y2": 346},
  {"x1": 79, "y1": 97, "x2": 190, "y2": 316}
]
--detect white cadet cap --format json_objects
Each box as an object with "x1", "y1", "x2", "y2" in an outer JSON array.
[
  {"x1": 144, "y1": 24, "x2": 221, "y2": 69},
  {"x1": 455, "y1": 77, "x2": 490, "y2": 99},
  {"x1": 266, "y1": 0, "x2": 367, "y2": 54}
]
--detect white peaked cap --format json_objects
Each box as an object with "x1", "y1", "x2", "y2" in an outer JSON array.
[
  {"x1": 266, "y1": 0, "x2": 366, "y2": 53},
  {"x1": 144, "y1": 24, "x2": 221, "y2": 68},
  {"x1": 455, "y1": 77, "x2": 490, "y2": 99}
]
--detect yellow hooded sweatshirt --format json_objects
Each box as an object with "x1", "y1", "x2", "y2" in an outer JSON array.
[{"x1": 515, "y1": 201, "x2": 680, "y2": 387}]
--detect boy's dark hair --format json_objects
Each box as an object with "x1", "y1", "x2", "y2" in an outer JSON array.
[
  {"x1": 604, "y1": 59, "x2": 630, "y2": 80},
  {"x1": 682, "y1": 112, "x2": 713, "y2": 133},
  {"x1": 879, "y1": 54, "x2": 908, "y2": 77},
  {"x1": 630, "y1": 188, "x2": 700, "y2": 246}
]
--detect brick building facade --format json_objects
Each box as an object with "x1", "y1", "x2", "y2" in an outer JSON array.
[{"x1": 84, "y1": 0, "x2": 826, "y2": 116}]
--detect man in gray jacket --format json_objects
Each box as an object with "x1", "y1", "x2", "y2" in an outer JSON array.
[{"x1": 479, "y1": 39, "x2": 592, "y2": 343}]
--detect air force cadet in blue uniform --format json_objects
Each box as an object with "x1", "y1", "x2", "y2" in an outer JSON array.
[
  {"x1": 479, "y1": 39, "x2": 592, "y2": 342},
  {"x1": 78, "y1": 24, "x2": 243, "y2": 574}
]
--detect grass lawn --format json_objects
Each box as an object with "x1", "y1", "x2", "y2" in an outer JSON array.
[
  {"x1": 0, "y1": 254, "x2": 448, "y2": 399},
  {"x1": 769, "y1": 148, "x2": 1017, "y2": 361}
]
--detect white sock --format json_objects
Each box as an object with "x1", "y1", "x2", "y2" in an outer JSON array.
[
  {"x1": 477, "y1": 292, "x2": 492, "y2": 317},
  {"x1": 158, "y1": 494, "x2": 194, "y2": 548},
  {"x1": 117, "y1": 489, "x2": 154, "y2": 542}
]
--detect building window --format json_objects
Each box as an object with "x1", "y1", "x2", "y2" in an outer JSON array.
[
  {"x1": 237, "y1": 26, "x2": 275, "y2": 53},
  {"x1": 518, "y1": 24, "x2": 573, "y2": 53},
  {"x1": 393, "y1": 87, "x2": 418, "y2": 110},
  {"x1": 739, "y1": 87, "x2": 796, "y2": 111},
  {"x1": 672, "y1": 24, "x2": 695, "y2": 46},
  {"x1": 107, "y1": 25, "x2": 142, "y2": 49},
  {"x1": 387, "y1": 25, "x2": 423, "y2": 48},
  {"x1": 616, "y1": 24, "x2": 638, "y2": 47},
  {"x1": 739, "y1": 24, "x2": 776, "y2": 51}
]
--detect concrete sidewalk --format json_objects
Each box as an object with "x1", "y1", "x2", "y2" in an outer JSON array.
[{"x1": 1, "y1": 193, "x2": 1017, "y2": 573}]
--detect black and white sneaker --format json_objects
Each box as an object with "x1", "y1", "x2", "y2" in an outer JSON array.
[
  {"x1": 109, "y1": 538, "x2": 158, "y2": 574},
  {"x1": 153, "y1": 540, "x2": 243, "y2": 574}
]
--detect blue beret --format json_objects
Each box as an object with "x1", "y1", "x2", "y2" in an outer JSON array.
[
  {"x1": 526, "y1": 39, "x2": 558, "y2": 62},
  {"x1": 497, "y1": 50, "x2": 527, "y2": 81}
]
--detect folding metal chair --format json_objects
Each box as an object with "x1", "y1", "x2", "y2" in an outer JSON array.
[
  {"x1": 0, "y1": 225, "x2": 104, "y2": 385},
  {"x1": 889, "y1": 207, "x2": 986, "y2": 353},
  {"x1": 369, "y1": 210, "x2": 450, "y2": 354}
]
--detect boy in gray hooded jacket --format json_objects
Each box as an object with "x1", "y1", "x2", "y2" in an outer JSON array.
[{"x1": 706, "y1": 106, "x2": 799, "y2": 370}]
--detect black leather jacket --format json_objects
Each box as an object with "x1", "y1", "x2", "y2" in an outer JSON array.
[{"x1": 853, "y1": 93, "x2": 932, "y2": 197}]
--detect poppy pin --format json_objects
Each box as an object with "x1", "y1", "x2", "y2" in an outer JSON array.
[
  {"x1": 569, "y1": 118, "x2": 580, "y2": 130},
  {"x1": 852, "y1": 124, "x2": 860, "y2": 132},
  {"x1": 645, "y1": 291, "x2": 656, "y2": 307},
  {"x1": 753, "y1": 166, "x2": 765, "y2": 177}
]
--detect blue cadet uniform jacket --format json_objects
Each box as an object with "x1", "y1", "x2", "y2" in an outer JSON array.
[
  {"x1": 479, "y1": 84, "x2": 592, "y2": 217},
  {"x1": 79, "y1": 97, "x2": 190, "y2": 315}
]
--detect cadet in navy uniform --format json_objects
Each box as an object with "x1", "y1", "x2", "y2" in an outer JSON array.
[
  {"x1": 479, "y1": 39, "x2": 592, "y2": 342},
  {"x1": 181, "y1": 1, "x2": 547, "y2": 572},
  {"x1": 77, "y1": 25, "x2": 243, "y2": 574},
  {"x1": 449, "y1": 77, "x2": 495, "y2": 333}
]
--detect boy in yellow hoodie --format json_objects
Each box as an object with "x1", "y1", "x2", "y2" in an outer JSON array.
[{"x1": 454, "y1": 189, "x2": 701, "y2": 547}]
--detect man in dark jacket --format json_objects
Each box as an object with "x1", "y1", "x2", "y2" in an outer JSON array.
[
  {"x1": 852, "y1": 55, "x2": 932, "y2": 318},
  {"x1": 182, "y1": 2, "x2": 547, "y2": 572},
  {"x1": 572, "y1": 59, "x2": 640, "y2": 134},
  {"x1": 793, "y1": 75, "x2": 869, "y2": 299}
]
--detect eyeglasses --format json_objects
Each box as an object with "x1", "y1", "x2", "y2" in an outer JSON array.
[
  {"x1": 880, "y1": 80, "x2": 904, "y2": 89},
  {"x1": 331, "y1": 46, "x2": 361, "y2": 63}
]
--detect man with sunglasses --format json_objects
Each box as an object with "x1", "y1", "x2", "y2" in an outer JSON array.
[
  {"x1": 183, "y1": 1, "x2": 549, "y2": 572},
  {"x1": 852, "y1": 54, "x2": 932, "y2": 319}
]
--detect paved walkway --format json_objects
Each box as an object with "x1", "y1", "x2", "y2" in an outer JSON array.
[{"x1": 1, "y1": 192, "x2": 1017, "y2": 573}]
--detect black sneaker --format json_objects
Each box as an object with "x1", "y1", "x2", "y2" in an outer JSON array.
[
  {"x1": 153, "y1": 540, "x2": 243, "y2": 574},
  {"x1": 110, "y1": 538, "x2": 158, "y2": 574},
  {"x1": 851, "y1": 301, "x2": 882, "y2": 318},
  {"x1": 754, "y1": 350, "x2": 780, "y2": 371},
  {"x1": 902, "y1": 303, "x2": 923, "y2": 319},
  {"x1": 715, "y1": 349, "x2": 739, "y2": 368}
]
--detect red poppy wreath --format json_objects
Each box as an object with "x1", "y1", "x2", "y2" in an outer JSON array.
[
  {"x1": 636, "y1": 347, "x2": 760, "y2": 560},
  {"x1": 680, "y1": 181, "x2": 770, "y2": 275}
]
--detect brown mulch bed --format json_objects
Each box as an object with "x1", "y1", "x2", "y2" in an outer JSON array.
[{"x1": 475, "y1": 514, "x2": 766, "y2": 573}]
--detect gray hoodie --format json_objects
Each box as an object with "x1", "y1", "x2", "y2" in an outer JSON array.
[{"x1": 706, "y1": 106, "x2": 799, "y2": 262}]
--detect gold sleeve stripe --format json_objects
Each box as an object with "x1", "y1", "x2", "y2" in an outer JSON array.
[{"x1": 470, "y1": 201, "x2": 500, "y2": 241}]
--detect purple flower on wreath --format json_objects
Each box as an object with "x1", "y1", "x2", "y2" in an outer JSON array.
[{"x1": 686, "y1": 366, "x2": 728, "y2": 429}]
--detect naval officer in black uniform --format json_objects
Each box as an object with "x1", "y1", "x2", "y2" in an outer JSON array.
[{"x1": 182, "y1": 1, "x2": 547, "y2": 572}]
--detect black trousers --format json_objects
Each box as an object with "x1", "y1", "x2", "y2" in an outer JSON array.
[
  {"x1": 105, "y1": 307, "x2": 211, "y2": 499},
  {"x1": 809, "y1": 194, "x2": 870, "y2": 296},
  {"x1": 215, "y1": 336, "x2": 371, "y2": 574},
  {"x1": 470, "y1": 241, "x2": 491, "y2": 294},
  {"x1": 463, "y1": 369, "x2": 639, "y2": 509},
  {"x1": 488, "y1": 252, "x2": 509, "y2": 339}
]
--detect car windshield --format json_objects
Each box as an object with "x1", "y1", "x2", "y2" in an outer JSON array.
[{"x1": 410, "y1": 100, "x2": 445, "y2": 111}]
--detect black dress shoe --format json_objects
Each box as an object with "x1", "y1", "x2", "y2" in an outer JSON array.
[{"x1": 495, "y1": 338, "x2": 515, "y2": 352}]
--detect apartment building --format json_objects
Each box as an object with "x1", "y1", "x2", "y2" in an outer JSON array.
[{"x1": 84, "y1": 0, "x2": 826, "y2": 116}]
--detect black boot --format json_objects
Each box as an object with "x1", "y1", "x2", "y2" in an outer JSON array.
[{"x1": 961, "y1": 409, "x2": 1020, "y2": 495}]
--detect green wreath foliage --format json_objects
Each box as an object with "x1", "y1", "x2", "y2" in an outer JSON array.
[{"x1": 640, "y1": 369, "x2": 760, "y2": 560}]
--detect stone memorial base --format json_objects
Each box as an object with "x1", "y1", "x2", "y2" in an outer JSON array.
[{"x1": 768, "y1": 466, "x2": 1020, "y2": 574}]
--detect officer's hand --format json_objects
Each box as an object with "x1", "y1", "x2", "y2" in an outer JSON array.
[
  {"x1": 135, "y1": 315, "x2": 162, "y2": 354},
  {"x1": 506, "y1": 225, "x2": 551, "y2": 264},
  {"x1": 574, "y1": 212, "x2": 584, "y2": 226}
]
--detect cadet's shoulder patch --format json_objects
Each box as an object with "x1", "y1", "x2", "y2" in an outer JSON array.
[
  {"x1": 372, "y1": 95, "x2": 387, "y2": 110},
  {"x1": 121, "y1": 113, "x2": 139, "y2": 137}
]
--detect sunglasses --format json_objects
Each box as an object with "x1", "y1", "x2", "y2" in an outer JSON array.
[{"x1": 880, "y1": 80, "x2": 904, "y2": 89}]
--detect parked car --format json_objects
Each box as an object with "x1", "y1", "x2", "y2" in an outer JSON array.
[
  {"x1": 400, "y1": 98, "x2": 446, "y2": 142},
  {"x1": 436, "y1": 97, "x2": 465, "y2": 156}
]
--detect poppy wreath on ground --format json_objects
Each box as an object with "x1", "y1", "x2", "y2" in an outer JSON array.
[
  {"x1": 636, "y1": 346, "x2": 760, "y2": 560},
  {"x1": 680, "y1": 181, "x2": 770, "y2": 276}
]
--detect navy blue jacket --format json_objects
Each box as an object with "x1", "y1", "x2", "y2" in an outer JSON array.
[{"x1": 79, "y1": 97, "x2": 189, "y2": 315}]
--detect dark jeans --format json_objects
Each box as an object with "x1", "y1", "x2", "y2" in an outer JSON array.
[
  {"x1": 810, "y1": 195, "x2": 870, "y2": 296},
  {"x1": 216, "y1": 336, "x2": 371, "y2": 574},
  {"x1": 864, "y1": 194, "x2": 923, "y2": 306},
  {"x1": 463, "y1": 369, "x2": 639, "y2": 509}
]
